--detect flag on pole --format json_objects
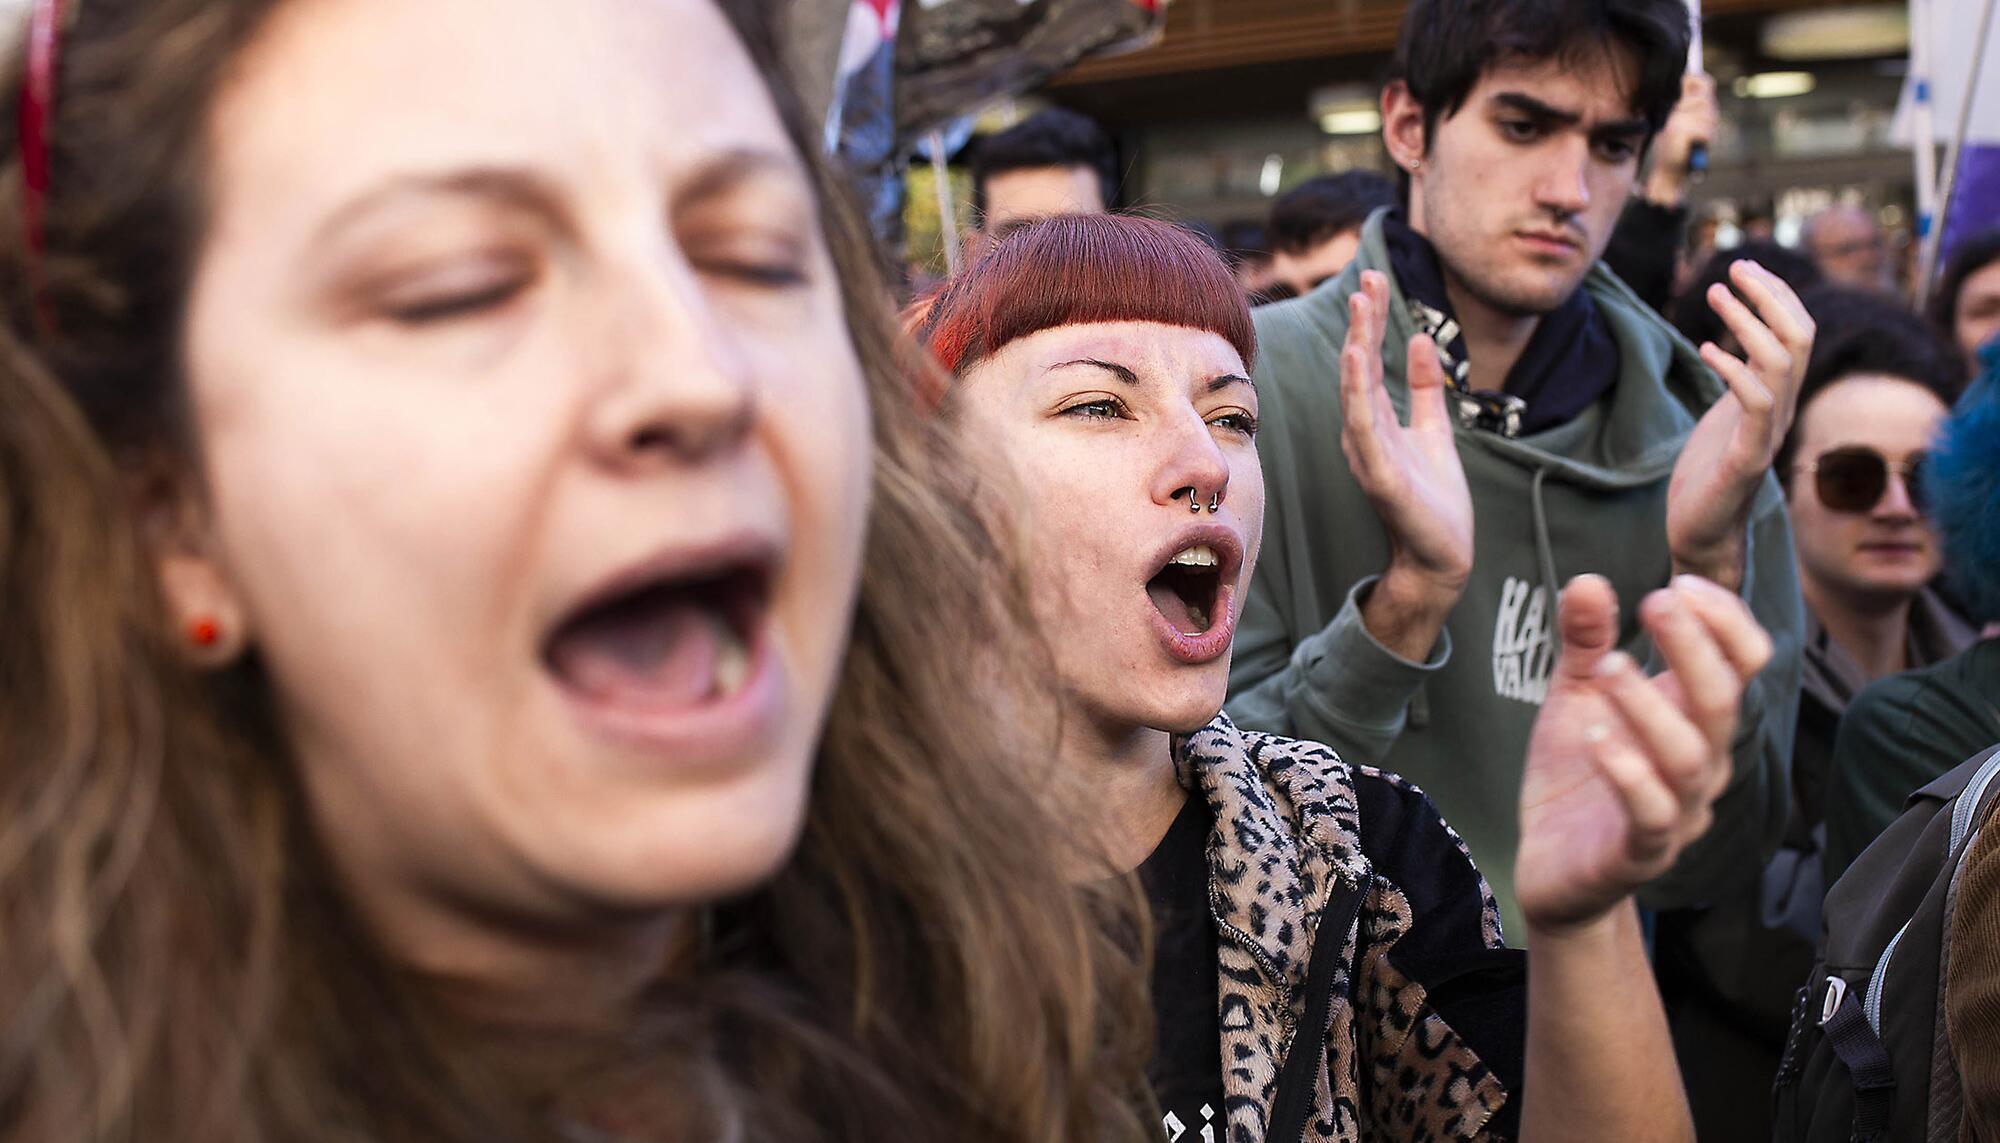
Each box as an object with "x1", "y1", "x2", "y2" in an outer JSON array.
[{"x1": 1898, "y1": 0, "x2": 2000, "y2": 274}]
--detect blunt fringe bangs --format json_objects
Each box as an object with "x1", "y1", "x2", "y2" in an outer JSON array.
[
  {"x1": 919, "y1": 213, "x2": 1256, "y2": 381},
  {"x1": 1391, "y1": 0, "x2": 1691, "y2": 143}
]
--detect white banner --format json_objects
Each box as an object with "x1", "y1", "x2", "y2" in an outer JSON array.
[{"x1": 1897, "y1": 0, "x2": 2000, "y2": 145}]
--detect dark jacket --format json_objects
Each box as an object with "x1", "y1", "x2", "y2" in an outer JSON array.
[
  {"x1": 1826, "y1": 637, "x2": 2000, "y2": 884},
  {"x1": 1658, "y1": 590, "x2": 1976, "y2": 1143}
]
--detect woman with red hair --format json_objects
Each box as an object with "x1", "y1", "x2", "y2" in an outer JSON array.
[{"x1": 919, "y1": 212, "x2": 1771, "y2": 1142}]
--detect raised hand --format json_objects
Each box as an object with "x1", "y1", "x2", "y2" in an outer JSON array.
[
  {"x1": 1515, "y1": 574, "x2": 1773, "y2": 933},
  {"x1": 1341, "y1": 269, "x2": 1475, "y2": 660},
  {"x1": 1666, "y1": 260, "x2": 1814, "y2": 592},
  {"x1": 1642, "y1": 74, "x2": 1718, "y2": 208}
]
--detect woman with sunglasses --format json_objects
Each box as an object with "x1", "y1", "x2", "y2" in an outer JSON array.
[
  {"x1": 0, "y1": 1, "x2": 1156, "y2": 1140},
  {"x1": 1656, "y1": 284, "x2": 1977, "y2": 1134},
  {"x1": 1779, "y1": 287, "x2": 1975, "y2": 811},
  {"x1": 1821, "y1": 355, "x2": 2000, "y2": 884},
  {"x1": 919, "y1": 212, "x2": 1775, "y2": 1142}
]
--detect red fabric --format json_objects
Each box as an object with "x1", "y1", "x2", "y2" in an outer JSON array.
[{"x1": 18, "y1": 0, "x2": 63, "y2": 259}]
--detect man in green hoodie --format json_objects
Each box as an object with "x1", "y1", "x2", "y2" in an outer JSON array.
[{"x1": 1226, "y1": 0, "x2": 1812, "y2": 942}]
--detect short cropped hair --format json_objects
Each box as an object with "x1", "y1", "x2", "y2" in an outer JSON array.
[
  {"x1": 1777, "y1": 285, "x2": 1967, "y2": 475},
  {"x1": 1389, "y1": 0, "x2": 1690, "y2": 148},
  {"x1": 916, "y1": 214, "x2": 1256, "y2": 395},
  {"x1": 968, "y1": 108, "x2": 1118, "y2": 222},
  {"x1": 1267, "y1": 172, "x2": 1398, "y2": 257}
]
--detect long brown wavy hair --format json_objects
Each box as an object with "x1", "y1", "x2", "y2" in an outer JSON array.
[{"x1": 0, "y1": 2, "x2": 1152, "y2": 1140}]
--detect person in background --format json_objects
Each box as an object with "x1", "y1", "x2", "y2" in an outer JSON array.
[
  {"x1": 1603, "y1": 73, "x2": 1719, "y2": 313},
  {"x1": 966, "y1": 106, "x2": 1117, "y2": 256},
  {"x1": 1802, "y1": 204, "x2": 1896, "y2": 295},
  {"x1": 1217, "y1": 218, "x2": 1283, "y2": 300},
  {"x1": 1264, "y1": 171, "x2": 1398, "y2": 298},
  {"x1": 1228, "y1": 0, "x2": 1811, "y2": 942},
  {"x1": 920, "y1": 210, "x2": 1774, "y2": 1143},
  {"x1": 1670, "y1": 240, "x2": 1822, "y2": 357},
  {"x1": 1824, "y1": 374, "x2": 2000, "y2": 884},
  {"x1": 1677, "y1": 212, "x2": 1723, "y2": 299},
  {"x1": 1655, "y1": 286, "x2": 1973, "y2": 1143},
  {"x1": 1740, "y1": 202, "x2": 1777, "y2": 243},
  {"x1": 1782, "y1": 289, "x2": 1972, "y2": 792},
  {"x1": 1929, "y1": 226, "x2": 2000, "y2": 368},
  {"x1": 0, "y1": 1, "x2": 1155, "y2": 1139}
]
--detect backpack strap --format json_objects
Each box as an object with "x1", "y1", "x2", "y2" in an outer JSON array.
[
  {"x1": 1820, "y1": 977, "x2": 1896, "y2": 1142},
  {"x1": 1266, "y1": 877, "x2": 1368, "y2": 1143}
]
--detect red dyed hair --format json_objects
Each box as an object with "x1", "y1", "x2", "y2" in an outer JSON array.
[{"x1": 915, "y1": 214, "x2": 1256, "y2": 395}]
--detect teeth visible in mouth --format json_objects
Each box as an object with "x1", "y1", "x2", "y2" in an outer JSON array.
[
  {"x1": 711, "y1": 617, "x2": 750, "y2": 699},
  {"x1": 1168, "y1": 544, "x2": 1221, "y2": 569}
]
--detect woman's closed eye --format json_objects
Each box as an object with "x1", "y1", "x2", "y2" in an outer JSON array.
[
  {"x1": 375, "y1": 253, "x2": 538, "y2": 325},
  {"x1": 687, "y1": 238, "x2": 811, "y2": 289},
  {"x1": 679, "y1": 206, "x2": 815, "y2": 293}
]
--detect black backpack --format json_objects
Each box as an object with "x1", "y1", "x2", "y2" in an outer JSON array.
[{"x1": 1773, "y1": 742, "x2": 2000, "y2": 1142}]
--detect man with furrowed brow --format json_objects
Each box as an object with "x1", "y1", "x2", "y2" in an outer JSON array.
[{"x1": 1227, "y1": 0, "x2": 1811, "y2": 947}]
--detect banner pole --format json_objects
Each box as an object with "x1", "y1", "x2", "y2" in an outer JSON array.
[
  {"x1": 931, "y1": 130, "x2": 962, "y2": 277},
  {"x1": 1922, "y1": 0, "x2": 1999, "y2": 303}
]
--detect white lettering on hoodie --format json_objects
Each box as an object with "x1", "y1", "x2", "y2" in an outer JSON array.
[{"x1": 1492, "y1": 576, "x2": 1554, "y2": 705}]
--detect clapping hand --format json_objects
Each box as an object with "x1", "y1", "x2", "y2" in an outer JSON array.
[
  {"x1": 1515, "y1": 574, "x2": 1773, "y2": 933},
  {"x1": 1666, "y1": 261, "x2": 1814, "y2": 592},
  {"x1": 1339, "y1": 270, "x2": 1475, "y2": 657}
]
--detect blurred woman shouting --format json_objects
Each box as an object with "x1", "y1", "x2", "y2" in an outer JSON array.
[{"x1": 0, "y1": 2, "x2": 1152, "y2": 1140}]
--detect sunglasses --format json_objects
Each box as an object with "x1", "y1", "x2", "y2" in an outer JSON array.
[{"x1": 1796, "y1": 446, "x2": 1928, "y2": 514}]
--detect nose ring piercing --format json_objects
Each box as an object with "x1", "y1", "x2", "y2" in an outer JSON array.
[{"x1": 1174, "y1": 488, "x2": 1222, "y2": 514}]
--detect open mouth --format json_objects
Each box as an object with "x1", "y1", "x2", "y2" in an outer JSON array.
[
  {"x1": 1146, "y1": 544, "x2": 1225, "y2": 635},
  {"x1": 542, "y1": 562, "x2": 769, "y2": 711}
]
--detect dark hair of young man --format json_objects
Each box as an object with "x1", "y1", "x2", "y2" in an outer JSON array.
[
  {"x1": 1388, "y1": 0, "x2": 1691, "y2": 149},
  {"x1": 1929, "y1": 226, "x2": 2000, "y2": 338},
  {"x1": 968, "y1": 107, "x2": 1118, "y2": 221},
  {"x1": 1775, "y1": 284, "x2": 1969, "y2": 475},
  {"x1": 1670, "y1": 240, "x2": 1821, "y2": 352},
  {"x1": 1217, "y1": 220, "x2": 1271, "y2": 268},
  {"x1": 1266, "y1": 171, "x2": 1399, "y2": 257}
]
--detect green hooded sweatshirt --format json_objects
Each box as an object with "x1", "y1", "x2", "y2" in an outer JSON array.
[{"x1": 1226, "y1": 211, "x2": 1804, "y2": 941}]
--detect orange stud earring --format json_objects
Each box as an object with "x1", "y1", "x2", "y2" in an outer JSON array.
[{"x1": 188, "y1": 617, "x2": 220, "y2": 647}]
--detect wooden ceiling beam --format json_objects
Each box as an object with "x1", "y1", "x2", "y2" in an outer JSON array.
[{"x1": 1053, "y1": 0, "x2": 1866, "y2": 86}]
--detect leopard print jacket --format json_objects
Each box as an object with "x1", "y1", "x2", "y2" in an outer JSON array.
[{"x1": 1174, "y1": 713, "x2": 1521, "y2": 1143}]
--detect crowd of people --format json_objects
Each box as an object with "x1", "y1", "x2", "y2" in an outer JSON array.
[{"x1": 2, "y1": 0, "x2": 1997, "y2": 1141}]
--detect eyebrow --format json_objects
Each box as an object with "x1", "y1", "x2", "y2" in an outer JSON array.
[
  {"x1": 1049, "y1": 359, "x2": 1255, "y2": 395},
  {"x1": 308, "y1": 147, "x2": 808, "y2": 251},
  {"x1": 309, "y1": 166, "x2": 577, "y2": 251},
  {"x1": 1049, "y1": 358, "x2": 1140, "y2": 385},
  {"x1": 1492, "y1": 91, "x2": 1648, "y2": 138},
  {"x1": 670, "y1": 147, "x2": 813, "y2": 218}
]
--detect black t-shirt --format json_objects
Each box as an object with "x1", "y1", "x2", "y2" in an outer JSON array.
[{"x1": 1137, "y1": 792, "x2": 1227, "y2": 1142}]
